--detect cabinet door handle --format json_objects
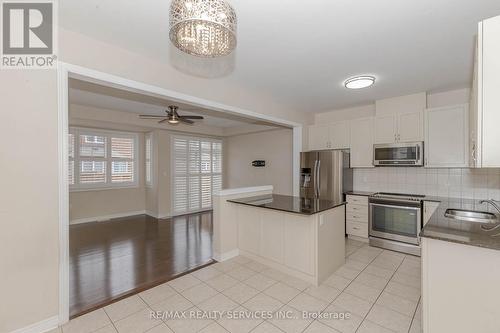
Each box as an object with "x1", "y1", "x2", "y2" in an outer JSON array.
[{"x1": 353, "y1": 227, "x2": 360, "y2": 230}]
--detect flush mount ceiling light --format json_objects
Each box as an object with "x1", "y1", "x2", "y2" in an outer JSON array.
[
  {"x1": 344, "y1": 76, "x2": 376, "y2": 89},
  {"x1": 169, "y1": 0, "x2": 237, "y2": 57}
]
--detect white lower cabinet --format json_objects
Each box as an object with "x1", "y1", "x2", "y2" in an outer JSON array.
[
  {"x1": 346, "y1": 195, "x2": 369, "y2": 239},
  {"x1": 422, "y1": 238, "x2": 500, "y2": 332},
  {"x1": 346, "y1": 221, "x2": 368, "y2": 238}
]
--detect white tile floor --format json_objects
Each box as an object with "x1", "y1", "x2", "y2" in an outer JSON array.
[{"x1": 54, "y1": 239, "x2": 422, "y2": 333}]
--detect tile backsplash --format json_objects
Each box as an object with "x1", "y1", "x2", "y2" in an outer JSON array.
[{"x1": 353, "y1": 167, "x2": 500, "y2": 201}]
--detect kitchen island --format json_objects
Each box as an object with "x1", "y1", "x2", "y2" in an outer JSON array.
[
  {"x1": 420, "y1": 197, "x2": 500, "y2": 333},
  {"x1": 213, "y1": 186, "x2": 346, "y2": 286}
]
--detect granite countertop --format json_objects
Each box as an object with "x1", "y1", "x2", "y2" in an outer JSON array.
[
  {"x1": 227, "y1": 194, "x2": 346, "y2": 215},
  {"x1": 345, "y1": 191, "x2": 374, "y2": 197},
  {"x1": 420, "y1": 197, "x2": 500, "y2": 251}
]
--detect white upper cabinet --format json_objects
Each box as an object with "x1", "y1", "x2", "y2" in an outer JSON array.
[
  {"x1": 329, "y1": 121, "x2": 350, "y2": 149},
  {"x1": 308, "y1": 121, "x2": 350, "y2": 150},
  {"x1": 308, "y1": 124, "x2": 329, "y2": 150},
  {"x1": 374, "y1": 115, "x2": 397, "y2": 144},
  {"x1": 472, "y1": 15, "x2": 500, "y2": 167},
  {"x1": 425, "y1": 104, "x2": 469, "y2": 168},
  {"x1": 398, "y1": 111, "x2": 424, "y2": 142},
  {"x1": 374, "y1": 93, "x2": 425, "y2": 144},
  {"x1": 350, "y1": 118, "x2": 374, "y2": 167}
]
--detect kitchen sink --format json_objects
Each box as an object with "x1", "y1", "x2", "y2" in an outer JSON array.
[{"x1": 444, "y1": 209, "x2": 498, "y2": 223}]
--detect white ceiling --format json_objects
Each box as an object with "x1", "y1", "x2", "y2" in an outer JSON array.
[
  {"x1": 60, "y1": 0, "x2": 500, "y2": 113},
  {"x1": 69, "y1": 80, "x2": 271, "y2": 128}
]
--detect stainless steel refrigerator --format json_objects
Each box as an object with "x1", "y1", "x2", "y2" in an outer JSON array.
[{"x1": 300, "y1": 150, "x2": 353, "y2": 201}]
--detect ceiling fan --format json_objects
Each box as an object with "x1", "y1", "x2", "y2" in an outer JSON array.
[{"x1": 139, "y1": 105, "x2": 204, "y2": 125}]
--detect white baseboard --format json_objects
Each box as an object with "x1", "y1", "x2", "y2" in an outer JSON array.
[
  {"x1": 213, "y1": 249, "x2": 239, "y2": 262},
  {"x1": 70, "y1": 210, "x2": 147, "y2": 225},
  {"x1": 348, "y1": 235, "x2": 369, "y2": 243},
  {"x1": 9, "y1": 316, "x2": 59, "y2": 333},
  {"x1": 144, "y1": 211, "x2": 172, "y2": 219}
]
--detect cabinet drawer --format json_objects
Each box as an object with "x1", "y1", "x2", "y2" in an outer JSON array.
[
  {"x1": 346, "y1": 215, "x2": 368, "y2": 224},
  {"x1": 346, "y1": 195, "x2": 368, "y2": 206},
  {"x1": 346, "y1": 204, "x2": 368, "y2": 216},
  {"x1": 346, "y1": 221, "x2": 368, "y2": 238}
]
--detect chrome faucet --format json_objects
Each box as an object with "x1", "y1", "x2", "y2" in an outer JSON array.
[{"x1": 480, "y1": 199, "x2": 500, "y2": 214}]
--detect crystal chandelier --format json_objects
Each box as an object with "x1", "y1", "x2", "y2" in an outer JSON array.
[{"x1": 169, "y1": 0, "x2": 237, "y2": 57}]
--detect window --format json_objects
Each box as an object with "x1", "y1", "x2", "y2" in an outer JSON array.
[
  {"x1": 172, "y1": 135, "x2": 223, "y2": 215},
  {"x1": 69, "y1": 127, "x2": 138, "y2": 190}
]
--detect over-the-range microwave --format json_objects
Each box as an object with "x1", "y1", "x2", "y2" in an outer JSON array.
[{"x1": 373, "y1": 142, "x2": 423, "y2": 166}]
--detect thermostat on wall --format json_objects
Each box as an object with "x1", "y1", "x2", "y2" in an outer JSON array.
[{"x1": 252, "y1": 160, "x2": 265, "y2": 167}]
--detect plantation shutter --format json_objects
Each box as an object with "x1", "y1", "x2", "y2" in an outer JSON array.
[
  {"x1": 173, "y1": 137, "x2": 188, "y2": 213},
  {"x1": 172, "y1": 135, "x2": 223, "y2": 215},
  {"x1": 68, "y1": 133, "x2": 75, "y2": 185},
  {"x1": 145, "y1": 133, "x2": 153, "y2": 186}
]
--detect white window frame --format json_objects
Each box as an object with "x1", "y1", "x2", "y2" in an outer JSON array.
[
  {"x1": 171, "y1": 134, "x2": 223, "y2": 215},
  {"x1": 69, "y1": 127, "x2": 139, "y2": 191},
  {"x1": 145, "y1": 132, "x2": 153, "y2": 188}
]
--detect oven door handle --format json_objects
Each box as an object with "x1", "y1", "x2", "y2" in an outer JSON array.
[
  {"x1": 369, "y1": 202, "x2": 421, "y2": 211},
  {"x1": 370, "y1": 197, "x2": 422, "y2": 205}
]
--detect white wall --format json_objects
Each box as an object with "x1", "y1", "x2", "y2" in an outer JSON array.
[
  {"x1": 60, "y1": 28, "x2": 309, "y2": 127},
  {"x1": 224, "y1": 129, "x2": 293, "y2": 195},
  {"x1": 0, "y1": 70, "x2": 59, "y2": 332},
  {"x1": 315, "y1": 104, "x2": 375, "y2": 123}
]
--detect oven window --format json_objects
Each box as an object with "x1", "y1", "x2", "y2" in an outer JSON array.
[
  {"x1": 375, "y1": 147, "x2": 417, "y2": 161},
  {"x1": 371, "y1": 204, "x2": 418, "y2": 238}
]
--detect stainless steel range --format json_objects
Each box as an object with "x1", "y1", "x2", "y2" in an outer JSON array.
[{"x1": 368, "y1": 192, "x2": 424, "y2": 256}]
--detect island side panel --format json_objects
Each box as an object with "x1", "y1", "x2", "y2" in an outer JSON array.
[
  {"x1": 282, "y1": 212, "x2": 316, "y2": 276},
  {"x1": 422, "y1": 237, "x2": 500, "y2": 333},
  {"x1": 213, "y1": 187, "x2": 273, "y2": 261},
  {"x1": 235, "y1": 205, "x2": 318, "y2": 284},
  {"x1": 316, "y1": 205, "x2": 346, "y2": 284}
]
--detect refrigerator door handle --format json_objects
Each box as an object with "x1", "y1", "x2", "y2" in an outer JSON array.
[
  {"x1": 316, "y1": 160, "x2": 321, "y2": 198},
  {"x1": 313, "y1": 160, "x2": 318, "y2": 198}
]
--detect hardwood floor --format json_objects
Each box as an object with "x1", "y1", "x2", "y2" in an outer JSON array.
[{"x1": 69, "y1": 211, "x2": 213, "y2": 318}]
